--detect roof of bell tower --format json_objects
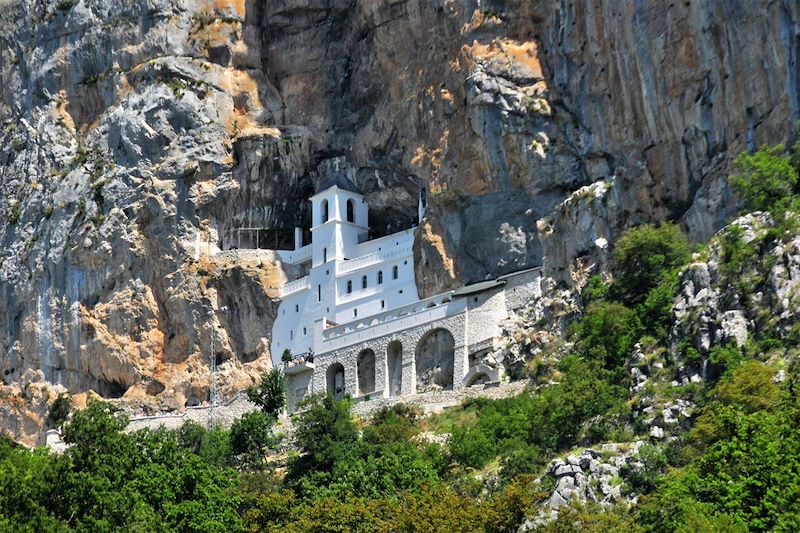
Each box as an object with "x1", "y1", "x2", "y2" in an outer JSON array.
[{"x1": 316, "y1": 171, "x2": 363, "y2": 195}]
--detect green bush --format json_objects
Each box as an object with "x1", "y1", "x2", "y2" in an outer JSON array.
[
  {"x1": 289, "y1": 394, "x2": 359, "y2": 477},
  {"x1": 230, "y1": 411, "x2": 276, "y2": 470},
  {"x1": 176, "y1": 420, "x2": 232, "y2": 468},
  {"x1": 449, "y1": 426, "x2": 495, "y2": 468},
  {"x1": 707, "y1": 342, "x2": 743, "y2": 380},
  {"x1": 611, "y1": 223, "x2": 690, "y2": 307},
  {"x1": 581, "y1": 274, "x2": 609, "y2": 305},
  {"x1": 499, "y1": 446, "x2": 544, "y2": 485},
  {"x1": 7, "y1": 203, "x2": 21, "y2": 224},
  {"x1": 729, "y1": 143, "x2": 799, "y2": 214},
  {"x1": 623, "y1": 444, "x2": 668, "y2": 495},
  {"x1": 570, "y1": 301, "x2": 639, "y2": 371},
  {"x1": 0, "y1": 401, "x2": 242, "y2": 531},
  {"x1": 46, "y1": 393, "x2": 72, "y2": 429}
]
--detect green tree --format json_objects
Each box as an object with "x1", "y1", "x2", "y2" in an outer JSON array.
[
  {"x1": 570, "y1": 301, "x2": 640, "y2": 371},
  {"x1": 611, "y1": 223, "x2": 690, "y2": 306},
  {"x1": 176, "y1": 420, "x2": 233, "y2": 468},
  {"x1": 288, "y1": 395, "x2": 359, "y2": 477},
  {"x1": 1, "y1": 401, "x2": 243, "y2": 532},
  {"x1": 247, "y1": 368, "x2": 287, "y2": 419},
  {"x1": 230, "y1": 411, "x2": 277, "y2": 470},
  {"x1": 730, "y1": 143, "x2": 799, "y2": 214}
]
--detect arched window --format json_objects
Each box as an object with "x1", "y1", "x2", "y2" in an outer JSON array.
[
  {"x1": 377, "y1": 271, "x2": 383, "y2": 284},
  {"x1": 392, "y1": 265, "x2": 399, "y2": 280},
  {"x1": 321, "y1": 200, "x2": 329, "y2": 223},
  {"x1": 323, "y1": 247, "x2": 327, "y2": 263},
  {"x1": 346, "y1": 280, "x2": 352, "y2": 294},
  {"x1": 362, "y1": 275, "x2": 368, "y2": 289},
  {"x1": 346, "y1": 199, "x2": 355, "y2": 223}
]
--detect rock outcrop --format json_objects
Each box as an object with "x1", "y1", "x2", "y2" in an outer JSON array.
[
  {"x1": 521, "y1": 442, "x2": 648, "y2": 530},
  {"x1": 671, "y1": 212, "x2": 800, "y2": 378},
  {"x1": 0, "y1": 0, "x2": 798, "y2": 444}
]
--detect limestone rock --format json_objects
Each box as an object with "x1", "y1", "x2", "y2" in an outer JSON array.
[
  {"x1": 671, "y1": 213, "x2": 800, "y2": 381},
  {"x1": 0, "y1": 0, "x2": 799, "y2": 444}
]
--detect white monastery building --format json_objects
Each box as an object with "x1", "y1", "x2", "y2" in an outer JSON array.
[{"x1": 269, "y1": 173, "x2": 541, "y2": 411}]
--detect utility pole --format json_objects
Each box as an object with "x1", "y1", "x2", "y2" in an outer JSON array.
[
  {"x1": 208, "y1": 306, "x2": 228, "y2": 429},
  {"x1": 208, "y1": 309, "x2": 217, "y2": 429}
]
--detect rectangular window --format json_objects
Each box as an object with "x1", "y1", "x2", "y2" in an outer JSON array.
[
  {"x1": 381, "y1": 300, "x2": 385, "y2": 309},
  {"x1": 318, "y1": 285, "x2": 321, "y2": 302},
  {"x1": 290, "y1": 330, "x2": 293, "y2": 340},
  {"x1": 353, "y1": 309, "x2": 358, "y2": 317},
  {"x1": 303, "y1": 327, "x2": 307, "y2": 335}
]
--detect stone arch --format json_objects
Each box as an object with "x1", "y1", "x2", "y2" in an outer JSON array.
[
  {"x1": 387, "y1": 340, "x2": 403, "y2": 397},
  {"x1": 415, "y1": 328, "x2": 455, "y2": 393},
  {"x1": 357, "y1": 349, "x2": 376, "y2": 395},
  {"x1": 463, "y1": 364, "x2": 500, "y2": 387},
  {"x1": 326, "y1": 362, "x2": 345, "y2": 400}
]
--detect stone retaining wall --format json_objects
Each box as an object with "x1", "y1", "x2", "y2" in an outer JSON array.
[{"x1": 125, "y1": 394, "x2": 258, "y2": 432}]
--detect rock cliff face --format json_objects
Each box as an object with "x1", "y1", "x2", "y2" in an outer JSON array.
[{"x1": 0, "y1": 0, "x2": 797, "y2": 444}]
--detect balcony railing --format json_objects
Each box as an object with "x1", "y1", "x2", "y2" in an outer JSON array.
[
  {"x1": 281, "y1": 277, "x2": 309, "y2": 297},
  {"x1": 283, "y1": 352, "x2": 316, "y2": 374},
  {"x1": 357, "y1": 221, "x2": 417, "y2": 244}
]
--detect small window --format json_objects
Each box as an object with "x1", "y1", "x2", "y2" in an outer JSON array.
[
  {"x1": 303, "y1": 327, "x2": 307, "y2": 335},
  {"x1": 474, "y1": 297, "x2": 479, "y2": 302},
  {"x1": 392, "y1": 265, "x2": 399, "y2": 279},
  {"x1": 347, "y1": 280, "x2": 352, "y2": 294},
  {"x1": 321, "y1": 200, "x2": 329, "y2": 223},
  {"x1": 377, "y1": 271, "x2": 383, "y2": 284},
  {"x1": 399, "y1": 289, "x2": 404, "y2": 294},
  {"x1": 346, "y1": 199, "x2": 355, "y2": 223},
  {"x1": 318, "y1": 285, "x2": 321, "y2": 302},
  {"x1": 323, "y1": 247, "x2": 327, "y2": 263},
  {"x1": 362, "y1": 275, "x2": 367, "y2": 289},
  {"x1": 353, "y1": 309, "x2": 358, "y2": 317},
  {"x1": 381, "y1": 300, "x2": 385, "y2": 309},
  {"x1": 295, "y1": 304, "x2": 299, "y2": 312},
  {"x1": 290, "y1": 330, "x2": 293, "y2": 340}
]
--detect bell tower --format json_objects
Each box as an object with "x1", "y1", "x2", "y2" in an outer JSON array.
[{"x1": 309, "y1": 172, "x2": 368, "y2": 266}]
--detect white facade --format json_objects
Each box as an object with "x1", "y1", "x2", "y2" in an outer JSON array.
[
  {"x1": 281, "y1": 267, "x2": 543, "y2": 411},
  {"x1": 268, "y1": 173, "x2": 542, "y2": 412},
  {"x1": 271, "y1": 177, "x2": 420, "y2": 365}
]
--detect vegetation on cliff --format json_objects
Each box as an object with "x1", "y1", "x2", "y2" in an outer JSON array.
[{"x1": 3, "y1": 141, "x2": 800, "y2": 531}]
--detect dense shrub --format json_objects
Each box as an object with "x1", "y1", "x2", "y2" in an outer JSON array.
[
  {"x1": 289, "y1": 395, "x2": 359, "y2": 476},
  {"x1": 176, "y1": 420, "x2": 233, "y2": 468},
  {"x1": 45, "y1": 393, "x2": 72, "y2": 429},
  {"x1": 449, "y1": 425, "x2": 495, "y2": 468},
  {"x1": 638, "y1": 361, "x2": 800, "y2": 532},
  {"x1": 730, "y1": 143, "x2": 799, "y2": 214},
  {"x1": 611, "y1": 222, "x2": 690, "y2": 307},
  {"x1": 230, "y1": 411, "x2": 277, "y2": 470},
  {"x1": 0, "y1": 401, "x2": 242, "y2": 532},
  {"x1": 570, "y1": 301, "x2": 639, "y2": 371}
]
